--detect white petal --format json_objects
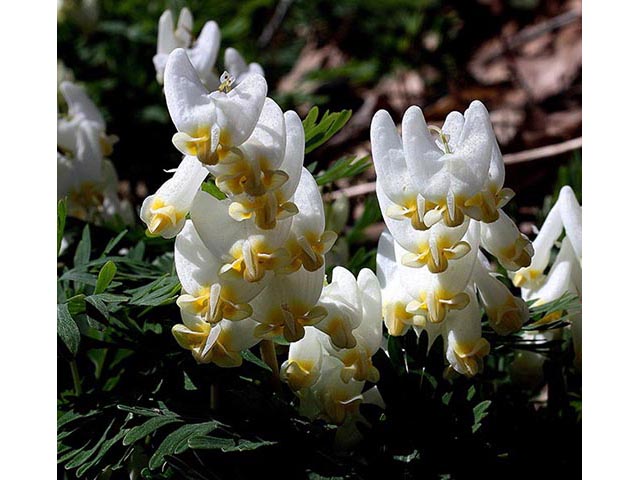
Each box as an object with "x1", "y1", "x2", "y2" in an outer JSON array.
[
  {"x1": 219, "y1": 318, "x2": 261, "y2": 352},
  {"x1": 190, "y1": 190, "x2": 246, "y2": 259},
  {"x1": 371, "y1": 109, "x2": 416, "y2": 205},
  {"x1": 224, "y1": 47, "x2": 249, "y2": 80},
  {"x1": 156, "y1": 10, "x2": 178, "y2": 55},
  {"x1": 211, "y1": 73, "x2": 267, "y2": 147},
  {"x1": 402, "y1": 105, "x2": 443, "y2": 188},
  {"x1": 156, "y1": 156, "x2": 209, "y2": 210},
  {"x1": 291, "y1": 168, "x2": 325, "y2": 236},
  {"x1": 278, "y1": 111, "x2": 306, "y2": 200},
  {"x1": 175, "y1": 220, "x2": 221, "y2": 295},
  {"x1": 164, "y1": 49, "x2": 216, "y2": 135},
  {"x1": 239, "y1": 97, "x2": 286, "y2": 170},
  {"x1": 355, "y1": 268, "x2": 383, "y2": 353},
  {"x1": 59, "y1": 81, "x2": 105, "y2": 128},
  {"x1": 188, "y1": 21, "x2": 220, "y2": 77},
  {"x1": 558, "y1": 186, "x2": 582, "y2": 259}
]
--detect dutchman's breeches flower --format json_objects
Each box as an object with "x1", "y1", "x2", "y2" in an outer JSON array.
[
  {"x1": 57, "y1": 80, "x2": 132, "y2": 225},
  {"x1": 249, "y1": 266, "x2": 327, "y2": 342},
  {"x1": 371, "y1": 101, "x2": 532, "y2": 276},
  {"x1": 511, "y1": 186, "x2": 582, "y2": 366},
  {"x1": 445, "y1": 293, "x2": 491, "y2": 377},
  {"x1": 372, "y1": 101, "x2": 535, "y2": 375},
  {"x1": 164, "y1": 49, "x2": 267, "y2": 166},
  {"x1": 190, "y1": 190, "x2": 292, "y2": 283},
  {"x1": 140, "y1": 156, "x2": 208, "y2": 239},
  {"x1": 153, "y1": 8, "x2": 221, "y2": 89}
]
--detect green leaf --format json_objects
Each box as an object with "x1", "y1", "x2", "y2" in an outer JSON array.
[
  {"x1": 123, "y1": 416, "x2": 182, "y2": 446},
  {"x1": 149, "y1": 422, "x2": 220, "y2": 469},
  {"x1": 128, "y1": 276, "x2": 181, "y2": 306},
  {"x1": 57, "y1": 198, "x2": 67, "y2": 256},
  {"x1": 85, "y1": 295, "x2": 110, "y2": 321},
  {"x1": 94, "y1": 261, "x2": 117, "y2": 294},
  {"x1": 74, "y1": 225, "x2": 92, "y2": 267},
  {"x1": 187, "y1": 435, "x2": 235, "y2": 451},
  {"x1": 314, "y1": 155, "x2": 370, "y2": 186},
  {"x1": 303, "y1": 107, "x2": 352, "y2": 153},
  {"x1": 58, "y1": 303, "x2": 80, "y2": 356},
  {"x1": 188, "y1": 436, "x2": 276, "y2": 452},
  {"x1": 472, "y1": 400, "x2": 492, "y2": 433},
  {"x1": 65, "y1": 420, "x2": 115, "y2": 470},
  {"x1": 183, "y1": 372, "x2": 197, "y2": 391},
  {"x1": 387, "y1": 336, "x2": 405, "y2": 373},
  {"x1": 102, "y1": 229, "x2": 128, "y2": 256},
  {"x1": 441, "y1": 392, "x2": 453, "y2": 406},
  {"x1": 201, "y1": 180, "x2": 226, "y2": 200},
  {"x1": 240, "y1": 349, "x2": 271, "y2": 371},
  {"x1": 76, "y1": 428, "x2": 128, "y2": 477},
  {"x1": 466, "y1": 385, "x2": 476, "y2": 401}
]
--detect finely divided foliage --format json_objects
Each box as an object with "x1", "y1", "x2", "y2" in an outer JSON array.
[{"x1": 57, "y1": 6, "x2": 582, "y2": 477}]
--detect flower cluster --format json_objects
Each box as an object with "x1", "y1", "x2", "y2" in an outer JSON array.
[
  {"x1": 372, "y1": 102, "x2": 532, "y2": 376},
  {"x1": 153, "y1": 7, "x2": 263, "y2": 90},
  {"x1": 57, "y1": 80, "x2": 133, "y2": 225},
  {"x1": 280, "y1": 268, "x2": 385, "y2": 446},
  {"x1": 511, "y1": 186, "x2": 582, "y2": 365},
  {"x1": 139, "y1": 9, "x2": 389, "y2": 434}
]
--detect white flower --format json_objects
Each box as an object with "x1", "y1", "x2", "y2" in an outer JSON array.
[
  {"x1": 140, "y1": 156, "x2": 209, "y2": 238},
  {"x1": 372, "y1": 102, "x2": 501, "y2": 231},
  {"x1": 512, "y1": 186, "x2": 582, "y2": 292},
  {"x1": 172, "y1": 317, "x2": 261, "y2": 367},
  {"x1": 57, "y1": 81, "x2": 132, "y2": 225},
  {"x1": 314, "y1": 267, "x2": 364, "y2": 349},
  {"x1": 212, "y1": 102, "x2": 305, "y2": 230},
  {"x1": 58, "y1": 81, "x2": 117, "y2": 159},
  {"x1": 164, "y1": 49, "x2": 267, "y2": 166},
  {"x1": 479, "y1": 210, "x2": 534, "y2": 271},
  {"x1": 322, "y1": 269, "x2": 383, "y2": 383},
  {"x1": 249, "y1": 266, "x2": 327, "y2": 342},
  {"x1": 280, "y1": 326, "x2": 327, "y2": 391},
  {"x1": 444, "y1": 292, "x2": 491, "y2": 377},
  {"x1": 224, "y1": 47, "x2": 265, "y2": 85},
  {"x1": 473, "y1": 252, "x2": 529, "y2": 336},
  {"x1": 175, "y1": 221, "x2": 262, "y2": 327},
  {"x1": 376, "y1": 229, "x2": 425, "y2": 336},
  {"x1": 284, "y1": 168, "x2": 337, "y2": 271},
  {"x1": 189, "y1": 190, "x2": 292, "y2": 283},
  {"x1": 402, "y1": 221, "x2": 480, "y2": 324},
  {"x1": 153, "y1": 8, "x2": 221, "y2": 88},
  {"x1": 512, "y1": 186, "x2": 582, "y2": 365},
  {"x1": 292, "y1": 354, "x2": 385, "y2": 448}
]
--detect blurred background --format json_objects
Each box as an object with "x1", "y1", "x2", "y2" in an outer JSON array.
[{"x1": 57, "y1": 0, "x2": 582, "y2": 231}]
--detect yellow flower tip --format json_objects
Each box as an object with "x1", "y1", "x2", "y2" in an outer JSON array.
[
  {"x1": 325, "y1": 319, "x2": 356, "y2": 349},
  {"x1": 228, "y1": 202, "x2": 254, "y2": 222},
  {"x1": 253, "y1": 322, "x2": 281, "y2": 339},
  {"x1": 453, "y1": 338, "x2": 491, "y2": 377},
  {"x1": 172, "y1": 130, "x2": 216, "y2": 165},
  {"x1": 222, "y1": 301, "x2": 253, "y2": 321},
  {"x1": 488, "y1": 297, "x2": 527, "y2": 336},
  {"x1": 384, "y1": 302, "x2": 413, "y2": 336},
  {"x1": 171, "y1": 323, "x2": 209, "y2": 351},
  {"x1": 499, "y1": 236, "x2": 534, "y2": 271},
  {"x1": 146, "y1": 198, "x2": 184, "y2": 236},
  {"x1": 281, "y1": 360, "x2": 315, "y2": 391}
]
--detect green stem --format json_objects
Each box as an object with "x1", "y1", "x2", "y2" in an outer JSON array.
[
  {"x1": 70, "y1": 360, "x2": 82, "y2": 396},
  {"x1": 259, "y1": 340, "x2": 282, "y2": 393}
]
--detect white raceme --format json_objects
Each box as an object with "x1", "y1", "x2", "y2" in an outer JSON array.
[
  {"x1": 372, "y1": 102, "x2": 533, "y2": 375},
  {"x1": 511, "y1": 186, "x2": 582, "y2": 366},
  {"x1": 57, "y1": 80, "x2": 133, "y2": 225}
]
